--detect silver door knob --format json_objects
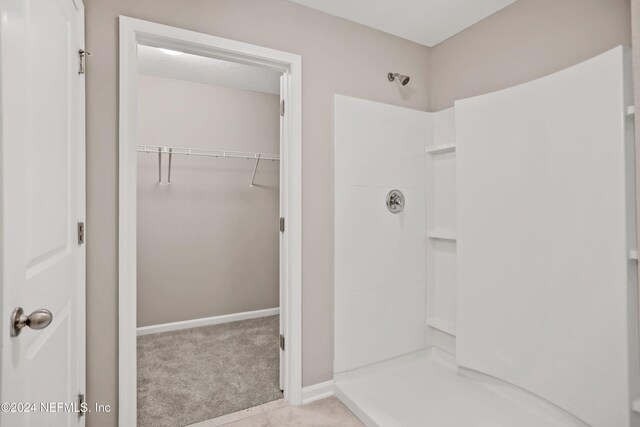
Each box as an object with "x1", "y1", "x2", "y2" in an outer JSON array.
[{"x1": 10, "y1": 307, "x2": 53, "y2": 337}]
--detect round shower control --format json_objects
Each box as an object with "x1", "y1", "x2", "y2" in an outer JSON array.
[{"x1": 386, "y1": 189, "x2": 404, "y2": 213}]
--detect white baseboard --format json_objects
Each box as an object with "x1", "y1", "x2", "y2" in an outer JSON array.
[
  {"x1": 301, "y1": 380, "x2": 334, "y2": 404},
  {"x1": 137, "y1": 307, "x2": 279, "y2": 336}
]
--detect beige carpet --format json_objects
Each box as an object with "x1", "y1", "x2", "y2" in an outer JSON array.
[{"x1": 137, "y1": 315, "x2": 283, "y2": 427}]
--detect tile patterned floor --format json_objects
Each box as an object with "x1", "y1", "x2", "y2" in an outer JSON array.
[{"x1": 187, "y1": 397, "x2": 363, "y2": 426}]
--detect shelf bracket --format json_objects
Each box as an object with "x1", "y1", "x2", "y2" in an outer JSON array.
[
  {"x1": 167, "y1": 148, "x2": 173, "y2": 185},
  {"x1": 250, "y1": 154, "x2": 261, "y2": 187}
]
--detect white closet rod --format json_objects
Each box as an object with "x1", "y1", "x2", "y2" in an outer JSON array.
[
  {"x1": 137, "y1": 145, "x2": 278, "y2": 186},
  {"x1": 137, "y1": 145, "x2": 280, "y2": 161}
]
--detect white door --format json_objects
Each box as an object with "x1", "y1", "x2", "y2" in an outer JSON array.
[{"x1": 0, "y1": 0, "x2": 86, "y2": 426}]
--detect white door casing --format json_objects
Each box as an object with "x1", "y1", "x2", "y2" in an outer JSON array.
[
  {"x1": 279, "y1": 73, "x2": 286, "y2": 391},
  {"x1": 119, "y1": 17, "x2": 302, "y2": 426},
  {"x1": 0, "y1": 0, "x2": 86, "y2": 426}
]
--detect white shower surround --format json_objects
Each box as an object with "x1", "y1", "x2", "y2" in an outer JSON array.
[
  {"x1": 456, "y1": 46, "x2": 637, "y2": 427},
  {"x1": 334, "y1": 96, "x2": 427, "y2": 373},
  {"x1": 334, "y1": 46, "x2": 639, "y2": 426}
]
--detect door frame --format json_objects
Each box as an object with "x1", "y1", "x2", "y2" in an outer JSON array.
[{"x1": 118, "y1": 16, "x2": 302, "y2": 426}]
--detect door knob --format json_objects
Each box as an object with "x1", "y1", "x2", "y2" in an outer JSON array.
[{"x1": 10, "y1": 307, "x2": 53, "y2": 337}]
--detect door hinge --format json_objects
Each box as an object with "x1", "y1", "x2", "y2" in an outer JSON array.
[
  {"x1": 280, "y1": 100, "x2": 285, "y2": 116},
  {"x1": 279, "y1": 334, "x2": 285, "y2": 350},
  {"x1": 279, "y1": 217, "x2": 285, "y2": 233},
  {"x1": 77, "y1": 393, "x2": 85, "y2": 417},
  {"x1": 77, "y1": 222, "x2": 85, "y2": 244},
  {"x1": 78, "y1": 49, "x2": 91, "y2": 75}
]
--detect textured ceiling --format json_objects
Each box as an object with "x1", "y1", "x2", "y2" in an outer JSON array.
[
  {"x1": 288, "y1": 0, "x2": 518, "y2": 46},
  {"x1": 137, "y1": 45, "x2": 281, "y2": 95}
]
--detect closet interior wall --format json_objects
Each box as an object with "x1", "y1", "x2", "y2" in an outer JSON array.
[{"x1": 136, "y1": 74, "x2": 280, "y2": 328}]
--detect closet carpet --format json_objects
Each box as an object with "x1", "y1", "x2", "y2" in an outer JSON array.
[{"x1": 137, "y1": 315, "x2": 283, "y2": 427}]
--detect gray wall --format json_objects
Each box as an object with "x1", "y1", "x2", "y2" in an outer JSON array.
[
  {"x1": 85, "y1": 0, "x2": 430, "y2": 424},
  {"x1": 430, "y1": 0, "x2": 632, "y2": 110},
  {"x1": 136, "y1": 75, "x2": 280, "y2": 327}
]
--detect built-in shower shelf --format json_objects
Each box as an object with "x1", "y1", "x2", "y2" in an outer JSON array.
[
  {"x1": 427, "y1": 318, "x2": 456, "y2": 336},
  {"x1": 426, "y1": 144, "x2": 456, "y2": 155},
  {"x1": 630, "y1": 250, "x2": 638, "y2": 260},
  {"x1": 628, "y1": 105, "x2": 635, "y2": 116},
  {"x1": 427, "y1": 229, "x2": 457, "y2": 241}
]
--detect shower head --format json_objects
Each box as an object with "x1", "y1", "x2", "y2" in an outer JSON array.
[{"x1": 388, "y1": 72, "x2": 410, "y2": 86}]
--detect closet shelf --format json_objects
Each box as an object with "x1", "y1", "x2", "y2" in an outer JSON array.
[
  {"x1": 426, "y1": 144, "x2": 456, "y2": 155},
  {"x1": 137, "y1": 145, "x2": 279, "y2": 186},
  {"x1": 427, "y1": 229, "x2": 457, "y2": 241},
  {"x1": 427, "y1": 318, "x2": 456, "y2": 336}
]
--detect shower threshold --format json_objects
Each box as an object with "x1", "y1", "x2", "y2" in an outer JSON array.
[{"x1": 334, "y1": 348, "x2": 586, "y2": 427}]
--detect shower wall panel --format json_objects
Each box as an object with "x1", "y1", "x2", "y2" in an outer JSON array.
[
  {"x1": 456, "y1": 47, "x2": 638, "y2": 427},
  {"x1": 426, "y1": 107, "x2": 458, "y2": 349},
  {"x1": 334, "y1": 95, "x2": 428, "y2": 373}
]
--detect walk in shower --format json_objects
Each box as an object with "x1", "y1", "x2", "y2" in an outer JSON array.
[{"x1": 334, "y1": 46, "x2": 639, "y2": 426}]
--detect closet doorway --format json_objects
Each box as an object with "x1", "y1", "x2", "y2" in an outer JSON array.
[{"x1": 118, "y1": 18, "x2": 302, "y2": 427}]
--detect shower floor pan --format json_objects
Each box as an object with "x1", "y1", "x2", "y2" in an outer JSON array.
[{"x1": 334, "y1": 348, "x2": 584, "y2": 427}]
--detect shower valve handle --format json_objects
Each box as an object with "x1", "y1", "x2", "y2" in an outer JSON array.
[{"x1": 386, "y1": 189, "x2": 405, "y2": 213}]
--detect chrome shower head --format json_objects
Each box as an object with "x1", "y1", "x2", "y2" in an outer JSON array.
[{"x1": 388, "y1": 72, "x2": 410, "y2": 86}]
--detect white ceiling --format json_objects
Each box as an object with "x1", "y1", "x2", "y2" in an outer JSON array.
[
  {"x1": 137, "y1": 45, "x2": 281, "y2": 95},
  {"x1": 288, "y1": 0, "x2": 518, "y2": 47}
]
